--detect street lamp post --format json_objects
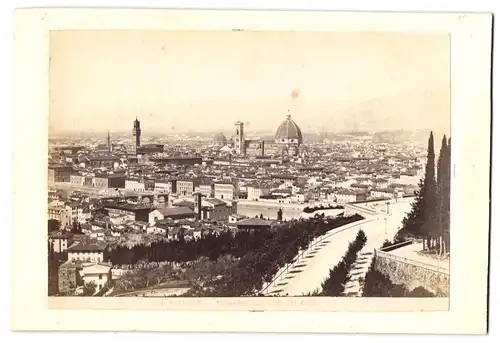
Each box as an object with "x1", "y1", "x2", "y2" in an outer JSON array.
[{"x1": 384, "y1": 217, "x2": 387, "y2": 234}]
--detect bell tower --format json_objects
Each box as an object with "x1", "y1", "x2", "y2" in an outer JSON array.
[
  {"x1": 132, "y1": 117, "x2": 141, "y2": 148},
  {"x1": 234, "y1": 121, "x2": 245, "y2": 156}
]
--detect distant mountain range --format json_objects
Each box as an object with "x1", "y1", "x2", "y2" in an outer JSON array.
[
  {"x1": 50, "y1": 88, "x2": 449, "y2": 139},
  {"x1": 326, "y1": 88, "x2": 450, "y2": 134}
]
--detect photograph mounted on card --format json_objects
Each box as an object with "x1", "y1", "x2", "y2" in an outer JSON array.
[{"x1": 11, "y1": 8, "x2": 491, "y2": 334}]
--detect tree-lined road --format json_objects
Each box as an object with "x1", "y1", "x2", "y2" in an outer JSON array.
[{"x1": 264, "y1": 198, "x2": 414, "y2": 296}]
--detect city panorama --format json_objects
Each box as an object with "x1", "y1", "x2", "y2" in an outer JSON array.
[{"x1": 47, "y1": 30, "x2": 450, "y2": 299}]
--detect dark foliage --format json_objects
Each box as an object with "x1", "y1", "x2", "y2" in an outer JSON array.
[
  {"x1": 108, "y1": 215, "x2": 364, "y2": 268},
  {"x1": 81, "y1": 282, "x2": 97, "y2": 296},
  {"x1": 362, "y1": 259, "x2": 436, "y2": 297},
  {"x1": 320, "y1": 229, "x2": 367, "y2": 296},
  {"x1": 395, "y1": 132, "x2": 451, "y2": 254},
  {"x1": 70, "y1": 220, "x2": 84, "y2": 234},
  {"x1": 436, "y1": 136, "x2": 451, "y2": 253},
  {"x1": 406, "y1": 286, "x2": 436, "y2": 297},
  {"x1": 277, "y1": 208, "x2": 283, "y2": 221},
  {"x1": 183, "y1": 215, "x2": 364, "y2": 296},
  {"x1": 48, "y1": 247, "x2": 59, "y2": 295},
  {"x1": 381, "y1": 239, "x2": 393, "y2": 249},
  {"x1": 48, "y1": 219, "x2": 61, "y2": 233},
  {"x1": 422, "y1": 132, "x2": 437, "y2": 242},
  {"x1": 47, "y1": 242, "x2": 67, "y2": 296},
  {"x1": 303, "y1": 205, "x2": 344, "y2": 214}
]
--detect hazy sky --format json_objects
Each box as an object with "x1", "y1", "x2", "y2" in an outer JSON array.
[{"x1": 49, "y1": 30, "x2": 450, "y2": 135}]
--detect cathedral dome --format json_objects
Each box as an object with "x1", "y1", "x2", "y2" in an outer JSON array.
[
  {"x1": 214, "y1": 133, "x2": 227, "y2": 146},
  {"x1": 274, "y1": 110, "x2": 303, "y2": 145}
]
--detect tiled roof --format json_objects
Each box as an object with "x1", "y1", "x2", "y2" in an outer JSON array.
[
  {"x1": 158, "y1": 206, "x2": 195, "y2": 217},
  {"x1": 67, "y1": 241, "x2": 108, "y2": 252},
  {"x1": 81, "y1": 262, "x2": 112, "y2": 275},
  {"x1": 236, "y1": 218, "x2": 273, "y2": 227},
  {"x1": 205, "y1": 198, "x2": 226, "y2": 207}
]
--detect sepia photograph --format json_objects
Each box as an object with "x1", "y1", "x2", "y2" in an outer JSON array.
[
  {"x1": 47, "y1": 29, "x2": 451, "y2": 300},
  {"x1": 11, "y1": 8, "x2": 491, "y2": 333}
]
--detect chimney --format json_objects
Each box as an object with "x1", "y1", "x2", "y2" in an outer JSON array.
[{"x1": 260, "y1": 140, "x2": 265, "y2": 157}]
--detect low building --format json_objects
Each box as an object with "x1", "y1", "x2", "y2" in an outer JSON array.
[
  {"x1": 228, "y1": 213, "x2": 247, "y2": 224},
  {"x1": 87, "y1": 155, "x2": 120, "y2": 168},
  {"x1": 90, "y1": 176, "x2": 106, "y2": 189},
  {"x1": 48, "y1": 204, "x2": 74, "y2": 229},
  {"x1": 214, "y1": 182, "x2": 237, "y2": 200},
  {"x1": 125, "y1": 178, "x2": 145, "y2": 192},
  {"x1": 80, "y1": 262, "x2": 112, "y2": 292},
  {"x1": 195, "y1": 179, "x2": 214, "y2": 198},
  {"x1": 148, "y1": 209, "x2": 164, "y2": 225},
  {"x1": 49, "y1": 231, "x2": 74, "y2": 253},
  {"x1": 200, "y1": 198, "x2": 232, "y2": 221},
  {"x1": 146, "y1": 226, "x2": 167, "y2": 235},
  {"x1": 292, "y1": 192, "x2": 308, "y2": 204},
  {"x1": 58, "y1": 261, "x2": 83, "y2": 294},
  {"x1": 108, "y1": 174, "x2": 127, "y2": 189},
  {"x1": 79, "y1": 209, "x2": 92, "y2": 223},
  {"x1": 137, "y1": 144, "x2": 164, "y2": 154},
  {"x1": 270, "y1": 174, "x2": 297, "y2": 187},
  {"x1": 350, "y1": 183, "x2": 371, "y2": 191},
  {"x1": 372, "y1": 178, "x2": 390, "y2": 189},
  {"x1": 109, "y1": 212, "x2": 129, "y2": 225},
  {"x1": 104, "y1": 203, "x2": 153, "y2": 222},
  {"x1": 70, "y1": 173, "x2": 85, "y2": 186},
  {"x1": 176, "y1": 179, "x2": 198, "y2": 197},
  {"x1": 154, "y1": 179, "x2": 172, "y2": 194},
  {"x1": 67, "y1": 241, "x2": 108, "y2": 263},
  {"x1": 158, "y1": 206, "x2": 196, "y2": 220},
  {"x1": 93, "y1": 174, "x2": 126, "y2": 189},
  {"x1": 150, "y1": 156, "x2": 202, "y2": 166},
  {"x1": 247, "y1": 183, "x2": 271, "y2": 201},
  {"x1": 48, "y1": 165, "x2": 73, "y2": 185},
  {"x1": 333, "y1": 189, "x2": 368, "y2": 204},
  {"x1": 370, "y1": 188, "x2": 396, "y2": 199},
  {"x1": 236, "y1": 217, "x2": 273, "y2": 231},
  {"x1": 144, "y1": 179, "x2": 155, "y2": 191}
]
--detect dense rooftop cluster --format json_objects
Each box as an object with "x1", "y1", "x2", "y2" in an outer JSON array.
[{"x1": 48, "y1": 129, "x2": 427, "y2": 296}]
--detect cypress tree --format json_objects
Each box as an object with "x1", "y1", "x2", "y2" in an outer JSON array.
[
  {"x1": 436, "y1": 135, "x2": 448, "y2": 254},
  {"x1": 399, "y1": 178, "x2": 425, "y2": 240},
  {"x1": 444, "y1": 138, "x2": 451, "y2": 253},
  {"x1": 423, "y1": 132, "x2": 437, "y2": 250}
]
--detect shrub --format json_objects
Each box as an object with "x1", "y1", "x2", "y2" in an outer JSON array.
[
  {"x1": 406, "y1": 286, "x2": 435, "y2": 297},
  {"x1": 320, "y1": 229, "x2": 368, "y2": 296},
  {"x1": 381, "y1": 239, "x2": 393, "y2": 249},
  {"x1": 303, "y1": 205, "x2": 344, "y2": 214},
  {"x1": 362, "y1": 259, "x2": 437, "y2": 297},
  {"x1": 187, "y1": 214, "x2": 365, "y2": 296}
]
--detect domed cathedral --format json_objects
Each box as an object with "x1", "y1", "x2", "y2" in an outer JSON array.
[
  {"x1": 213, "y1": 133, "x2": 227, "y2": 147},
  {"x1": 274, "y1": 109, "x2": 304, "y2": 158}
]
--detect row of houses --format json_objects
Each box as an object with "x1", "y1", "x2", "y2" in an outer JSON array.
[
  {"x1": 48, "y1": 199, "x2": 91, "y2": 228},
  {"x1": 53, "y1": 216, "x2": 276, "y2": 295},
  {"x1": 68, "y1": 171, "x2": 240, "y2": 200}
]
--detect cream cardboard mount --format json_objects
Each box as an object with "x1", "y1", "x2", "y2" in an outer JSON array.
[{"x1": 11, "y1": 8, "x2": 491, "y2": 334}]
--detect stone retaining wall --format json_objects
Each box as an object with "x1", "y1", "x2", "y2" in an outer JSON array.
[
  {"x1": 344, "y1": 204, "x2": 377, "y2": 217},
  {"x1": 374, "y1": 250, "x2": 450, "y2": 296}
]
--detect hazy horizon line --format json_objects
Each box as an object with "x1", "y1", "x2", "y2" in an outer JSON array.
[{"x1": 49, "y1": 128, "x2": 433, "y2": 136}]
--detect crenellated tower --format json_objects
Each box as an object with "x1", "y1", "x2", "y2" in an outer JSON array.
[
  {"x1": 107, "y1": 131, "x2": 112, "y2": 153},
  {"x1": 132, "y1": 117, "x2": 141, "y2": 148}
]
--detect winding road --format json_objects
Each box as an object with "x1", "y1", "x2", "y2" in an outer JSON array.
[{"x1": 262, "y1": 198, "x2": 414, "y2": 296}]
